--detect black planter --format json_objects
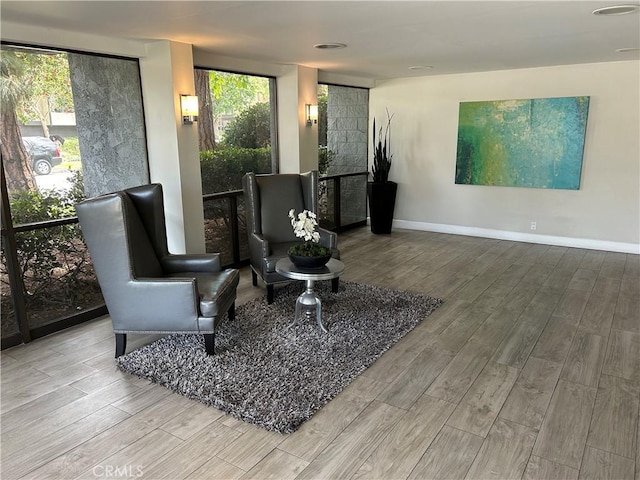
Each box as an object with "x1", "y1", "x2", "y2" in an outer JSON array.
[
  {"x1": 288, "y1": 253, "x2": 332, "y2": 269},
  {"x1": 367, "y1": 181, "x2": 398, "y2": 234}
]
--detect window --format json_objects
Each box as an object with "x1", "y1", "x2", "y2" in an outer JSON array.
[
  {"x1": 1, "y1": 44, "x2": 147, "y2": 346},
  {"x1": 194, "y1": 68, "x2": 277, "y2": 265}
]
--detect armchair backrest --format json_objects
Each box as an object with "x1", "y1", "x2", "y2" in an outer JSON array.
[
  {"x1": 243, "y1": 171, "x2": 319, "y2": 243},
  {"x1": 124, "y1": 183, "x2": 170, "y2": 260},
  {"x1": 76, "y1": 185, "x2": 165, "y2": 321}
]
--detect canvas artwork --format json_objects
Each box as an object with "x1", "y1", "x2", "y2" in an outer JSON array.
[{"x1": 455, "y1": 96, "x2": 590, "y2": 190}]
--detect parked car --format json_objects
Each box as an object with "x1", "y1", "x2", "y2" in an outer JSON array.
[{"x1": 22, "y1": 136, "x2": 62, "y2": 175}]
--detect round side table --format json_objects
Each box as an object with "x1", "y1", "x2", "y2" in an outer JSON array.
[{"x1": 275, "y1": 257, "x2": 345, "y2": 332}]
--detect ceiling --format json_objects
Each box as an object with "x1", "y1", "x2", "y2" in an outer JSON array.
[{"x1": 2, "y1": 1, "x2": 639, "y2": 80}]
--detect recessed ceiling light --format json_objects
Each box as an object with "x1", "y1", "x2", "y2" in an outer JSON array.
[
  {"x1": 408, "y1": 65, "x2": 434, "y2": 71},
  {"x1": 616, "y1": 47, "x2": 640, "y2": 52},
  {"x1": 592, "y1": 4, "x2": 640, "y2": 15},
  {"x1": 314, "y1": 43, "x2": 347, "y2": 50}
]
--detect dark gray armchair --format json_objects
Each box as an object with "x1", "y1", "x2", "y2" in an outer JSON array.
[
  {"x1": 76, "y1": 183, "x2": 239, "y2": 357},
  {"x1": 242, "y1": 171, "x2": 339, "y2": 303}
]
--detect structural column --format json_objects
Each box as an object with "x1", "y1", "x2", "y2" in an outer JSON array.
[
  {"x1": 139, "y1": 40, "x2": 205, "y2": 254},
  {"x1": 277, "y1": 65, "x2": 319, "y2": 173}
]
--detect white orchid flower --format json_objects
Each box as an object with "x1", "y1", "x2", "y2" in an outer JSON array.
[{"x1": 288, "y1": 209, "x2": 321, "y2": 244}]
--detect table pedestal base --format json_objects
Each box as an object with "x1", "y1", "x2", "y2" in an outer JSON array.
[{"x1": 293, "y1": 279, "x2": 328, "y2": 332}]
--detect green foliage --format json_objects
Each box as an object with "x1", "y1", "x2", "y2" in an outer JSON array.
[
  {"x1": 200, "y1": 146, "x2": 272, "y2": 194},
  {"x1": 200, "y1": 146, "x2": 271, "y2": 236},
  {"x1": 222, "y1": 102, "x2": 271, "y2": 148},
  {"x1": 318, "y1": 146, "x2": 334, "y2": 175},
  {"x1": 0, "y1": 50, "x2": 28, "y2": 110},
  {"x1": 10, "y1": 189, "x2": 75, "y2": 224},
  {"x1": 371, "y1": 109, "x2": 395, "y2": 183},
  {"x1": 209, "y1": 71, "x2": 270, "y2": 116},
  {"x1": 10, "y1": 170, "x2": 85, "y2": 224},
  {"x1": 60, "y1": 136, "x2": 81, "y2": 163},
  {"x1": 288, "y1": 242, "x2": 330, "y2": 257},
  {"x1": 3, "y1": 171, "x2": 93, "y2": 308},
  {"x1": 220, "y1": 101, "x2": 331, "y2": 174},
  {"x1": 65, "y1": 170, "x2": 87, "y2": 205},
  {"x1": 318, "y1": 93, "x2": 328, "y2": 146},
  {"x1": 7, "y1": 50, "x2": 74, "y2": 126}
]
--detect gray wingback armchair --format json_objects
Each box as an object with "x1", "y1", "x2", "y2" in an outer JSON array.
[
  {"x1": 76, "y1": 183, "x2": 239, "y2": 357},
  {"x1": 242, "y1": 171, "x2": 340, "y2": 303}
]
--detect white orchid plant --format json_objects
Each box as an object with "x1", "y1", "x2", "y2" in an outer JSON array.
[
  {"x1": 287, "y1": 209, "x2": 330, "y2": 257},
  {"x1": 289, "y1": 209, "x2": 320, "y2": 242}
]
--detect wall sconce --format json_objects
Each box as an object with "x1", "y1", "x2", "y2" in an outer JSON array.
[
  {"x1": 306, "y1": 104, "x2": 318, "y2": 126},
  {"x1": 180, "y1": 95, "x2": 199, "y2": 124}
]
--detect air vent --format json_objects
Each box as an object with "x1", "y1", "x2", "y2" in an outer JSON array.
[
  {"x1": 314, "y1": 43, "x2": 347, "y2": 50},
  {"x1": 592, "y1": 4, "x2": 640, "y2": 15}
]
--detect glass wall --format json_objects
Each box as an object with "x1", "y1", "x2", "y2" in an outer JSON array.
[
  {"x1": 0, "y1": 45, "x2": 147, "y2": 347},
  {"x1": 195, "y1": 68, "x2": 277, "y2": 265}
]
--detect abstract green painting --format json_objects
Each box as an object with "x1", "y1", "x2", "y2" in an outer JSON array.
[{"x1": 455, "y1": 96, "x2": 590, "y2": 190}]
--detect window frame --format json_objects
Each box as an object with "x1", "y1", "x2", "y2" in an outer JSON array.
[{"x1": 0, "y1": 41, "x2": 147, "y2": 348}]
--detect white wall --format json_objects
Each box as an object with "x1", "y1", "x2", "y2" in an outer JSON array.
[{"x1": 370, "y1": 61, "x2": 640, "y2": 253}]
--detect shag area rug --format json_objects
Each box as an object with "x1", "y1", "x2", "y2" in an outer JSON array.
[{"x1": 116, "y1": 281, "x2": 442, "y2": 433}]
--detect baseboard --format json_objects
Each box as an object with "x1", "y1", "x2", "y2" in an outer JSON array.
[{"x1": 388, "y1": 219, "x2": 640, "y2": 254}]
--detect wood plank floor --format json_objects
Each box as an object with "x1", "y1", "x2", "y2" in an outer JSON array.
[{"x1": 2, "y1": 228, "x2": 639, "y2": 480}]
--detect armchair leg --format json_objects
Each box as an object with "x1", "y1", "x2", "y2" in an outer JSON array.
[
  {"x1": 228, "y1": 302, "x2": 236, "y2": 321},
  {"x1": 251, "y1": 270, "x2": 258, "y2": 286},
  {"x1": 332, "y1": 278, "x2": 340, "y2": 293},
  {"x1": 204, "y1": 334, "x2": 215, "y2": 355},
  {"x1": 115, "y1": 333, "x2": 127, "y2": 358},
  {"x1": 267, "y1": 284, "x2": 274, "y2": 304}
]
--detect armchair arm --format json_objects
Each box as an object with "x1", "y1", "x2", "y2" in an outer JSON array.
[
  {"x1": 249, "y1": 232, "x2": 270, "y2": 257},
  {"x1": 248, "y1": 232, "x2": 270, "y2": 274},
  {"x1": 109, "y1": 277, "x2": 200, "y2": 331},
  {"x1": 160, "y1": 254, "x2": 221, "y2": 274},
  {"x1": 318, "y1": 227, "x2": 337, "y2": 249}
]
